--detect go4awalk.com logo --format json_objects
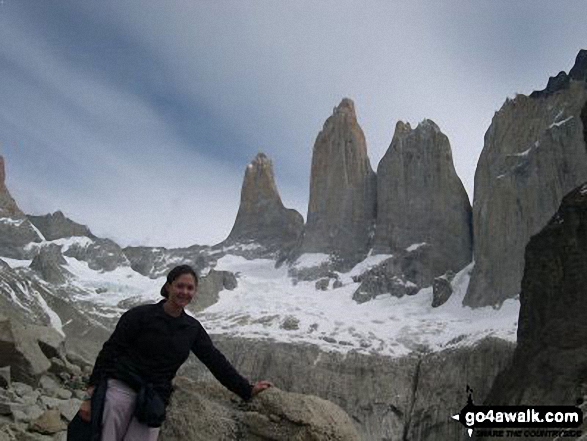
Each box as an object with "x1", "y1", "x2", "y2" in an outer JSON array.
[{"x1": 451, "y1": 386, "x2": 583, "y2": 438}]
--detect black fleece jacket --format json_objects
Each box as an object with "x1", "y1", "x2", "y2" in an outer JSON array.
[{"x1": 88, "y1": 300, "x2": 253, "y2": 403}]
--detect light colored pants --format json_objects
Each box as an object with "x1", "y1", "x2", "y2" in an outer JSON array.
[{"x1": 101, "y1": 379, "x2": 160, "y2": 441}]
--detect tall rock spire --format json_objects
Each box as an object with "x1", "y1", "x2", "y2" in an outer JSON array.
[
  {"x1": 223, "y1": 153, "x2": 303, "y2": 253},
  {"x1": 373, "y1": 119, "x2": 472, "y2": 274},
  {"x1": 464, "y1": 50, "x2": 587, "y2": 307},
  {"x1": 300, "y1": 98, "x2": 377, "y2": 260},
  {"x1": 0, "y1": 156, "x2": 25, "y2": 217},
  {"x1": 0, "y1": 156, "x2": 44, "y2": 257}
]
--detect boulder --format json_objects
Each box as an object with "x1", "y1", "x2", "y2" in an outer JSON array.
[
  {"x1": 29, "y1": 245, "x2": 71, "y2": 285},
  {"x1": 465, "y1": 50, "x2": 587, "y2": 307},
  {"x1": 29, "y1": 409, "x2": 66, "y2": 435},
  {"x1": 373, "y1": 120, "x2": 472, "y2": 278},
  {"x1": 222, "y1": 153, "x2": 304, "y2": 256},
  {"x1": 0, "y1": 317, "x2": 53, "y2": 385},
  {"x1": 300, "y1": 98, "x2": 377, "y2": 263},
  {"x1": 187, "y1": 269, "x2": 238, "y2": 312},
  {"x1": 160, "y1": 377, "x2": 360, "y2": 441},
  {"x1": 432, "y1": 272, "x2": 454, "y2": 308}
]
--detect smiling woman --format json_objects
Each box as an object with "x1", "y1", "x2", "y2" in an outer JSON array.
[{"x1": 72, "y1": 264, "x2": 272, "y2": 441}]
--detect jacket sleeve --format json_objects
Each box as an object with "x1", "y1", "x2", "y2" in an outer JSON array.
[
  {"x1": 191, "y1": 326, "x2": 253, "y2": 401},
  {"x1": 87, "y1": 307, "x2": 143, "y2": 387}
]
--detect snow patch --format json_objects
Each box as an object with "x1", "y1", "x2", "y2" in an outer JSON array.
[
  {"x1": 406, "y1": 243, "x2": 427, "y2": 252},
  {"x1": 198, "y1": 257, "x2": 519, "y2": 358},
  {"x1": 549, "y1": 116, "x2": 574, "y2": 129},
  {"x1": 293, "y1": 253, "x2": 331, "y2": 269},
  {"x1": 0, "y1": 217, "x2": 24, "y2": 226}
]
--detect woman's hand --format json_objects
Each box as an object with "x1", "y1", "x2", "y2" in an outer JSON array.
[
  {"x1": 251, "y1": 380, "x2": 273, "y2": 397},
  {"x1": 78, "y1": 386, "x2": 95, "y2": 422},
  {"x1": 78, "y1": 399, "x2": 92, "y2": 422}
]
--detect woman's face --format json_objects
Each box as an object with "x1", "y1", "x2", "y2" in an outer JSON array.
[{"x1": 166, "y1": 273, "x2": 197, "y2": 309}]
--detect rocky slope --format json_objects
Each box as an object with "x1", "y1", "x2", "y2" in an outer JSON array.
[
  {"x1": 180, "y1": 335, "x2": 514, "y2": 441},
  {"x1": 300, "y1": 99, "x2": 377, "y2": 264},
  {"x1": 482, "y1": 183, "x2": 587, "y2": 441},
  {"x1": 464, "y1": 51, "x2": 587, "y2": 307},
  {"x1": 222, "y1": 153, "x2": 304, "y2": 257}
]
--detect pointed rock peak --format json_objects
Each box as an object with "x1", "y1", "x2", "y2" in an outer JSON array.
[
  {"x1": 569, "y1": 49, "x2": 587, "y2": 82},
  {"x1": 224, "y1": 153, "x2": 304, "y2": 252},
  {"x1": 394, "y1": 120, "x2": 412, "y2": 135},
  {"x1": 416, "y1": 119, "x2": 441, "y2": 134},
  {"x1": 391, "y1": 119, "x2": 443, "y2": 141},
  {"x1": 247, "y1": 152, "x2": 272, "y2": 171},
  {"x1": 333, "y1": 98, "x2": 356, "y2": 117}
]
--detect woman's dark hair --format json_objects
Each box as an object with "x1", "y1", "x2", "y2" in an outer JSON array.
[{"x1": 160, "y1": 265, "x2": 198, "y2": 298}]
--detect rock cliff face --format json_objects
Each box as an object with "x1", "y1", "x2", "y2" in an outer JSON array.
[
  {"x1": 300, "y1": 99, "x2": 377, "y2": 262},
  {"x1": 485, "y1": 183, "x2": 587, "y2": 412},
  {"x1": 27, "y1": 211, "x2": 94, "y2": 241},
  {"x1": 464, "y1": 51, "x2": 587, "y2": 307},
  {"x1": 374, "y1": 120, "x2": 471, "y2": 266},
  {"x1": 357, "y1": 120, "x2": 472, "y2": 302},
  {"x1": 0, "y1": 156, "x2": 43, "y2": 258},
  {"x1": 223, "y1": 153, "x2": 303, "y2": 255},
  {"x1": 181, "y1": 335, "x2": 514, "y2": 441}
]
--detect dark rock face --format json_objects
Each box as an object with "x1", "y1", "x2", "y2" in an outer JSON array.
[
  {"x1": 27, "y1": 211, "x2": 94, "y2": 241},
  {"x1": 63, "y1": 238, "x2": 129, "y2": 272},
  {"x1": 485, "y1": 183, "x2": 587, "y2": 414},
  {"x1": 373, "y1": 120, "x2": 472, "y2": 276},
  {"x1": 0, "y1": 156, "x2": 43, "y2": 258},
  {"x1": 432, "y1": 272, "x2": 454, "y2": 308},
  {"x1": 300, "y1": 99, "x2": 377, "y2": 262},
  {"x1": 223, "y1": 153, "x2": 303, "y2": 256},
  {"x1": 123, "y1": 245, "x2": 211, "y2": 279},
  {"x1": 29, "y1": 245, "x2": 71, "y2": 284},
  {"x1": 352, "y1": 245, "x2": 444, "y2": 303},
  {"x1": 465, "y1": 66, "x2": 587, "y2": 307}
]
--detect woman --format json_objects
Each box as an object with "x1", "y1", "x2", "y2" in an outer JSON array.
[{"x1": 78, "y1": 264, "x2": 272, "y2": 440}]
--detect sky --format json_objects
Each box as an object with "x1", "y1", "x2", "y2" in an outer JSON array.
[{"x1": 1, "y1": 1, "x2": 586, "y2": 248}]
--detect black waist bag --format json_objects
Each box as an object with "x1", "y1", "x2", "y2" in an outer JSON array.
[
  {"x1": 134, "y1": 382, "x2": 166, "y2": 428},
  {"x1": 114, "y1": 361, "x2": 167, "y2": 428}
]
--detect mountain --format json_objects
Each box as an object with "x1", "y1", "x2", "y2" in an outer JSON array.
[
  {"x1": 299, "y1": 98, "x2": 377, "y2": 264},
  {"x1": 2, "y1": 52, "x2": 587, "y2": 440},
  {"x1": 352, "y1": 120, "x2": 472, "y2": 303},
  {"x1": 222, "y1": 153, "x2": 303, "y2": 257},
  {"x1": 464, "y1": 51, "x2": 587, "y2": 307}
]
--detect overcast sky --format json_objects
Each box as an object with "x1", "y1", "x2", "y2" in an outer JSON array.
[{"x1": 1, "y1": 1, "x2": 586, "y2": 247}]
